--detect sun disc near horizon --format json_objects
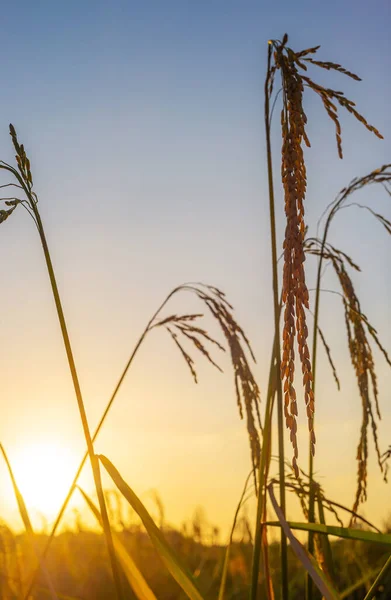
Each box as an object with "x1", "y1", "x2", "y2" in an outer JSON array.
[{"x1": 11, "y1": 442, "x2": 78, "y2": 518}]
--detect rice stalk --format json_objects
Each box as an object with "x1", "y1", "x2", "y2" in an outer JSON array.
[
  {"x1": 153, "y1": 283, "x2": 263, "y2": 472},
  {"x1": 1, "y1": 125, "x2": 260, "y2": 598},
  {"x1": 1, "y1": 125, "x2": 124, "y2": 600},
  {"x1": 263, "y1": 38, "x2": 288, "y2": 598},
  {"x1": 264, "y1": 34, "x2": 384, "y2": 600},
  {"x1": 267, "y1": 35, "x2": 384, "y2": 480},
  {"x1": 23, "y1": 284, "x2": 261, "y2": 599},
  {"x1": 250, "y1": 327, "x2": 280, "y2": 600},
  {"x1": 305, "y1": 165, "x2": 391, "y2": 518},
  {"x1": 306, "y1": 163, "x2": 390, "y2": 598}
]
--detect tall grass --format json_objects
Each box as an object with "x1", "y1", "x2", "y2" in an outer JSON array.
[{"x1": 0, "y1": 32, "x2": 390, "y2": 600}]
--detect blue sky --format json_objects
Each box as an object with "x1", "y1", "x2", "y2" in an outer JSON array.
[{"x1": 0, "y1": 1, "x2": 390, "y2": 533}]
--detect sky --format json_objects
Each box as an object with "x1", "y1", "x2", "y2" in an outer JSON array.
[{"x1": 0, "y1": 0, "x2": 390, "y2": 538}]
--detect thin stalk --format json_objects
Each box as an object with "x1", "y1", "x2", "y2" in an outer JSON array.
[
  {"x1": 0, "y1": 158, "x2": 123, "y2": 598},
  {"x1": 307, "y1": 197, "x2": 343, "y2": 600},
  {"x1": 218, "y1": 470, "x2": 253, "y2": 600},
  {"x1": 24, "y1": 288, "x2": 179, "y2": 600},
  {"x1": 363, "y1": 554, "x2": 391, "y2": 600},
  {"x1": 250, "y1": 355, "x2": 277, "y2": 599},
  {"x1": 250, "y1": 318, "x2": 280, "y2": 600},
  {"x1": 30, "y1": 207, "x2": 124, "y2": 600},
  {"x1": 264, "y1": 42, "x2": 288, "y2": 599},
  {"x1": 261, "y1": 416, "x2": 276, "y2": 600}
]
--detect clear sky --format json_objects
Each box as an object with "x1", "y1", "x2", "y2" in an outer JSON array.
[{"x1": 0, "y1": 1, "x2": 390, "y2": 536}]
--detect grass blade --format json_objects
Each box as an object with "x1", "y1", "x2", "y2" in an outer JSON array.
[
  {"x1": 339, "y1": 566, "x2": 387, "y2": 599},
  {"x1": 266, "y1": 521, "x2": 391, "y2": 545},
  {"x1": 78, "y1": 486, "x2": 157, "y2": 600},
  {"x1": 268, "y1": 484, "x2": 340, "y2": 600},
  {"x1": 99, "y1": 454, "x2": 205, "y2": 600},
  {"x1": 363, "y1": 554, "x2": 391, "y2": 600}
]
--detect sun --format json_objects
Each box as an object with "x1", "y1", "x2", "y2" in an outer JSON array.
[{"x1": 11, "y1": 442, "x2": 78, "y2": 519}]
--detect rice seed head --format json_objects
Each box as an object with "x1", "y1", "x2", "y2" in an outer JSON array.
[
  {"x1": 338, "y1": 266, "x2": 384, "y2": 517},
  {"x1": 305, "y1": 237, "x2": 389, "y2": 516},
  {"x1": 305, "y1": 165, "x2": 391, "y2": 509},
  {"x1": 9, "y1": 124, "x2": 33, "y2": 186},
  {"x1": 0, "y1": 128, "x2": 41, "y2": 229},
  {"x1": 153, "y1": 284, "x2": 262, "y2": 474},
  {"x1": 0, "y1": 203, "x2": 19, "y2": 224},
  {"x1": 268, "y1": 36, "x2": 385, "y2": 475},
  {"x1": 270, "y1": 40, "x2": 315, "y2": 472}
]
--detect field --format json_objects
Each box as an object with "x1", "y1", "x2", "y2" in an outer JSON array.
[
  {"x1": 1, "y1": 512, "x2": 391, "y2": 599},
  {"x1": 0, "y1": 10, "x2": 390, "y2": 600}
]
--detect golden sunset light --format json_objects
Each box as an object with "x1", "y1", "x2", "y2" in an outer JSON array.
[
  {"x1": 0, "y1": 3, "x2": 390, "y2": 599},
  {"x1": 11, "y1": 442, "x2": 78, "y2": 519}
]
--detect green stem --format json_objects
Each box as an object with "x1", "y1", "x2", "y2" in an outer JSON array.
[
  {"x1": 250, "y1": 290, "x2": 283, "y2": 600},
  {"x1": 32, "y1": 207, "x2": 124, "y2": 600},
  {"x1": 264, "y1": 42, "x2": 288, "y2": 600},
  {"x1": 250, "y1": 340, "x2": 278, "y2": 600},
  {"x1": 307, "y1": 200, "x2": 339, "y2": 600}
]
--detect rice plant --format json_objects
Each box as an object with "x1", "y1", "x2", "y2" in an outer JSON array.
[{"x1": 0, "y1": 32, "x2": 390, "y2": 600}]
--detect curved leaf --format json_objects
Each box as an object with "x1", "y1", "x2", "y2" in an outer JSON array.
[
  {"x1": 267, "y1": 520, "x2": 391, "y2": 546},
  {"x1": 78, "y1": 486, "x2": 157, "y2": 600},
  {"x1": 99, "y1": 454, "x2": 205, "y2": 600},
  {"x1": 268, "y1": 485, "x2": 340, "y2": 600}
]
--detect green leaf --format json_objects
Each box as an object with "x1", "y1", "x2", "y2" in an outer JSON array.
[
  {"x1": 267, "y1": 520, "x2": 391, "y2": 545},
  {"x1": 78, "y1": 486, "x2": 157, "y2": 600},
  {"x1": 99, "y1": 454, "x2": 205, "y2": 600}
]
